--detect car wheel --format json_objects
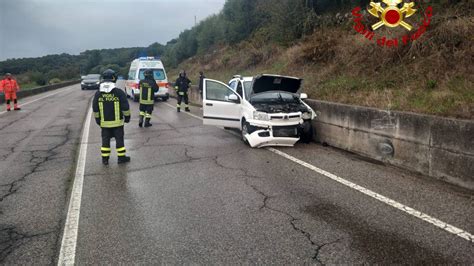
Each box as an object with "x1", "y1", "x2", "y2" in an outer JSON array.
[
  {"x1": 161, "y1": 96, "x2": 169, "y2": 102},
  {"x1": 241, "y1": 121, "x2": 252, "y2": 145},
  {"x1": 300, "y1": 121, "x2": 314, "y2": 143},
  {"x1": 133, "y1": 95, "x2": 139, "y2": 102}
]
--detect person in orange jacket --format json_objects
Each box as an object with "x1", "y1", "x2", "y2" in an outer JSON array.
[{"x1": 0, "y1": 73, "x2": 21, "y2": 111}]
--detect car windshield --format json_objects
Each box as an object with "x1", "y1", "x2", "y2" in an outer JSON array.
[
  {"x1": 84, "y1": 74, "x2": 100, "y2": 80},
  {"x1": 139, "y1": 69, "x2": 166, "y2": 80},
  {"x1": 250, "y1": 91, "x2": 299, "y2": 104},
  {"x1": 243, "y1": 81, "x2": 252, "y2": 99}
]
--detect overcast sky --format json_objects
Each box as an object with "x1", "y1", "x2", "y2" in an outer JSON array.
[{"x1": 0, "y1": 0, "x2": 226, "y2": 61}]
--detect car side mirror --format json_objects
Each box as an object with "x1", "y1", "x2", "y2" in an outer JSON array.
[
  {"x1": 228, "y1": 94, "x2": 240, "y2": 103},
  {"x1": 300, "y1": 93, "x2": 308, "y2": 100}
]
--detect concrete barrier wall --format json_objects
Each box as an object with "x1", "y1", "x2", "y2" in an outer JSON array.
[
  {"x1": 0, "y1": 80, "x2": 80, "y2": 104},
  {"x1": 168, "y1": 85, "x2": 474, "y2": 190},
  {"x1": 305, "y1": 100, "x2": 474, "y2": 191}
]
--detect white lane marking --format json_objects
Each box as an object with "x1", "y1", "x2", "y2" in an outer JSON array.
[
  {"x1": 163, "y1": 102, "x2": 204, "y2": 120},
  {"x1": 162, "y1": 101, "x2": 474, "y2": 243},
  {"x1": 267, "y1": 148, "x2": 474, "y2": 243},
  {"x1": 57, "y1": 103, "x2": 92, "y2": 265},
  {"x1": 0, "y1": 86, "x2": 75, "y2": 116}
]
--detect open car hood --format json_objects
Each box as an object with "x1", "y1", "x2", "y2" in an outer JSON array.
[{"x1": 251, "y1": 75, "x2": 302, "y2": 95}]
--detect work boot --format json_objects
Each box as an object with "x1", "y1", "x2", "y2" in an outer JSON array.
[
  {"x1": 139, "y1": 116, "x2": 144, "y2": 128},
  {"x1": 144, "y1": 119, "x2": 152, "y2": 128},
  {"x1": 177, "y1": 107, "x2": 181, "y2": 113},
  {"x1": 14, "y1": 107, "x2": 21, "y2": 111},
  {"x1": 118, "y1": 156, "x2": 131, "y2": 164},
  {"x1": 7, "y1": 109, "x2": 11, "y2": 112},
  {"x1": 102, "y1": 157, "x2": 109, "y2": 165},
  {"x1": 185, "y1": 107, "x2": 190, "y2": 112}
]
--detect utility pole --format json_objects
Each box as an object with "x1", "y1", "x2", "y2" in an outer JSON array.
[{"x1": 194, "y1": 15, "x2": 197, "y2": 26}]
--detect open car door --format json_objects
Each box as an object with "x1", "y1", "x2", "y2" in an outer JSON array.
[{"x1": 203, "y1": 79, "x2": 242, "y2": 128}]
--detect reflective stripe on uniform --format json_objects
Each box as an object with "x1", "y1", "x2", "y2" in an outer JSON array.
[
  {"x1": 101, "y1": 146, "x2": 111, "y2": 157},
  {"x1": 117, "y1": 147, "x2": 126, "y2": 157},
  {"x1": 178, "y1": 92, "x2": 185, "y2": 96},
  {"x1": 123, "y1": 110, "x2": 131, "y2": 116},
  {"x1": 114, "y1": 102, "x2": 120, "y2": 122},
  {"x1": 94, "y1": 112, "x2": 100, "y2": 118},
  {"x1": 139, "y1": 111, "x2": 145, "y2": 116},
  {"x1": 99, "y1": 100, "x2": 124, "y2": 128},
  {"x1": 99, "y1": 102, "x2": 105, "y2": 121},
  {"x1": 145, "y1": 113, "x2": 152, "y2": 118},
  {"x1": 100, "y1": 120, "x2": 124, "y2": 128}
]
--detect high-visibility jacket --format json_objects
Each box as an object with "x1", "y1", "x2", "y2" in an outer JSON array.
[
  {"x1": 139, "y1": 78, "x2": 159, "y2": 105},
  {"x1": 0, "y1": 79, "x2": 20, "y2": 93},
  {"x1": 93, "y1": 88, "x2": 130, "y2": 128}
]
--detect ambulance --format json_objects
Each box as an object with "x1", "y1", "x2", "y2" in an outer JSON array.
[{"x1": 125, "y1": 57, "x2": 170, "y2": 102}]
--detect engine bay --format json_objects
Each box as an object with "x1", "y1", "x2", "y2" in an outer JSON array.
[{"x1": 253, "y1": 102, "x2": 310, "y2": 114}]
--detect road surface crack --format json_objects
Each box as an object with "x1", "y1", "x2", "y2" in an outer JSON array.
[
  {"x1": 0, "y1": 226, "x2": 56, "y2": 263},
  {"x1": 243, "y1": 177, "x2": 342, "y2": 263},
  {"x1": 0, "y1": 125, "x2": 73, "y2": 202}
]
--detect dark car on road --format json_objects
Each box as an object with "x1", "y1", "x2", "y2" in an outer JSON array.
[{"x1": 81, "y1": 74, "x2": 101, "y2": 90}]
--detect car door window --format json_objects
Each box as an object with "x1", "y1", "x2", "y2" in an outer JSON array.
[
  {"x1": 128, "y1": 71, "x2": 136, "y2": 80},
  {"x1": 206, "y1": 80, "x2": 238, "y2": 102}
]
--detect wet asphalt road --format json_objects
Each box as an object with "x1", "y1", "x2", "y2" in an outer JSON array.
[{"x1": 1, "y1": 85, "x2": 473, "y2": 264}]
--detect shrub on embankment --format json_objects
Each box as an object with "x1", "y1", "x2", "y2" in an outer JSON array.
[{"x1": 169, "y1": 2, "x2": 473, "y2": 119}]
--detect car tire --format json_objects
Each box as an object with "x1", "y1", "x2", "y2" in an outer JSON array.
[
  {"x1": 161, "y1": 96, "x2": 169, "y2": 102},
  {"x1": 300, "y1": 121, "x2": 314, "y2": 144},
  {"x1": 133, "y1": 95, "x2": 139, "y2": 102},
  {"x1": 241, "y1": 121, "x2": 253, "y2": 145}
]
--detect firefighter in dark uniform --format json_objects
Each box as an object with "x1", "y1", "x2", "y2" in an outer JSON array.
[
  {"x1": 175, "y1": 70, "x2": 192, "y2": 112},
  {"x1": 92, "y1": 69, "x2": 131, "y2": 165},
  {"x1": 138, "y1": 69, "x2": 159, "y2": 128},
  {"x1": 198, "y1": 71, "x2": 205, "y2": 98}
]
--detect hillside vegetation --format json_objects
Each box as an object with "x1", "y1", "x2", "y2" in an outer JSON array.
[
  {"x1": 168, "y1": 0, "x2": 473, "y2": 119},
  {"x1": 0, "y1": 44, "x2": 165, "y2": 86}
]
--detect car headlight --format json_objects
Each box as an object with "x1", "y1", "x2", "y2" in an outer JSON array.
[
  {"x1": 302, "y1": 112, "x2": 312, "y2": 120},
  {"x1": 96, "y1": 81, "x2": 100, "y2": 84},
  {"x1": 81, "y1": 81, "x2": 85, "y2": 85},
  {"x1": 253, "y1": 111, "x2": 270, "y2": 121}
]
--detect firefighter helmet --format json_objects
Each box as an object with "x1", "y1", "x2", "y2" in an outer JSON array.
[{"x1": 102, "y1": 69, "x2": 117, "y2": 82}]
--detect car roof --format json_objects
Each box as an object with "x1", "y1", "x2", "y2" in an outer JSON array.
[{"x1": 231, "y1": 76, "x2": 253, "y2": 82}]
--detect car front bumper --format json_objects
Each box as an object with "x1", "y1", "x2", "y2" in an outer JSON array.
[
  {"x1": 246, "y1": 131, "x2": 299, "y2": 148},
  {"x1": 81, "y1": 84, "x2": 100, "y2": 89},
  {"x1": 245, "y1": 120, "x2": 303, "y2": 148}
]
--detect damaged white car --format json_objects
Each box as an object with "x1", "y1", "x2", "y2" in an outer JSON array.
[{"x1": 202, "y1": 74, "x2": 316, "y2": 148}]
